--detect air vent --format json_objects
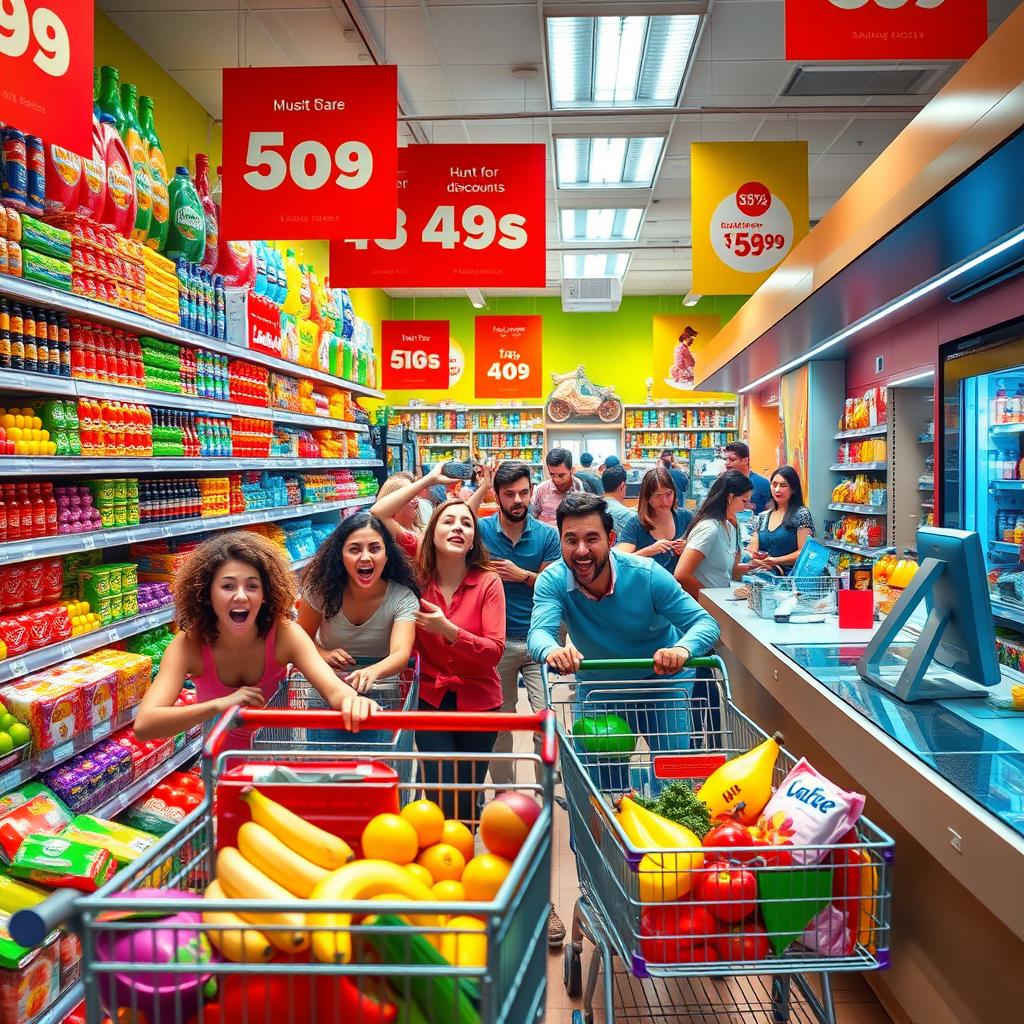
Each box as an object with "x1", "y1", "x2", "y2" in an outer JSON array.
[
  {"x1": 562, "y1": 277, "x2": 623, "y2": 312},
  {"x1": 784, "y1": 65, "x2": 944, "y2": 97}
]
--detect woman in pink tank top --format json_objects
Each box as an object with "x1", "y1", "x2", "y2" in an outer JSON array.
[{"x1": 135, "y1": 533, "x2": 377, "y2": 749}]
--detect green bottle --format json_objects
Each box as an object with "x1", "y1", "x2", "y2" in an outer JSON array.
[
  {"x1": 139, "y1": 96, "x2": 169, "y2": 252},
  {"x1": 119, "y1": 83, "x2": 153, "y2": 243},
  {"x1": 165, "y1": 166, "x2": 206, "y2": 263},
  {"x1": 96, "y1": 65, "x2": 125, "y2": 135}
]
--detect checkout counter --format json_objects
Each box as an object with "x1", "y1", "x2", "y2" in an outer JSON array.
[{"x1": 699, "y1": 589, "x2": 1024, "y2": 1024}]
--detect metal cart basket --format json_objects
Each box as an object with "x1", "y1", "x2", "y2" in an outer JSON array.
[
  {"x1": 746, "y1": 575, "x2": 842, "y2": 619},
  {"x1": 544, "y1": 657, "x2": 894, "y2": 1024}
]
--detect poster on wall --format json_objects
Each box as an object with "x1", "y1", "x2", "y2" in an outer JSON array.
[
  {"x1": 381, "y1": 320, "x2": 450, "y2": 391},
  {"x1": 474, "y1": 316, "x2": 542, "y2": 399},
  {"x1": 780, "y1": 365, "x2": 809, "y2": 487},
  {"x1": 785, "y1": 0, "x2": 987, "y2": 61},
  {"x1": 651, "y1": 314, "x2": 723, "y2": 398},
  {"x1": 220, "y1": 65, "x2": 397, "y2": 240},
  {"x1": 0, "y1": 0, "x2": 92, "y2": 154},
  {"x1": 331, "y1": 143, "x2": 546, "y2": 288},
  {"x1": 691, "y1": 142, "x2": 809, "y2": 295}
]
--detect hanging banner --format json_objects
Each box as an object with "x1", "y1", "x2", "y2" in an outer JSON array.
[
  {"x1": 691, "y1": 141, "x2": 809, "y2": 296},
  {"x1": 0, "y1": 0, "x2": 92, "y2": 155},
  {"x1": 220, "y1": 65, "x2": 397, "y2": 240},
  {"x1": 474, "y1": 316, "x2": 542, "y2": 399},
  {"x1": 785, "y1": 0, "x2": 986, "y2": 61},
  {"x1": 331, "y1": 143, "x2": 546, "y2": 287},
  {"x1": 381, "y1": 320, "x2": 450, "y2": 391},
  {"x1": 651, "y1": 315, "x2": 723, "y2": 398}
]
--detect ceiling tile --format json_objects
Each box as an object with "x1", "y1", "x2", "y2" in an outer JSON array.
[
  {"x1": 426, "y1": 6, "x2": 542, "y2": 65},
  {"x1": 400, "y1": 67, "x2": 455, "y2": 104},
  {"x1": 708, "y1": 60, "x2": 792, "y2": 99},
  {"x1": 707, "y1": 1, "x2": 785, "y2": 62},
  {"x1": 830, "y1": 118, "x2": 913, "y2": 155},
  {"x1": 363, "y1": 7, "x2": 440, "y2": 66},
  {"x1": 446, "y1": 66, "x2": 546, "y2": 102}
]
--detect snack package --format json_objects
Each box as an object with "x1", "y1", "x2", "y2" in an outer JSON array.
[
  {"x1": 1, "y1": 677, "x2": 84, "y2": 751},
  {"x1": 61, "y1": 815, "x2": 157, "y2": 865},
  {"x1": 8, "y1": 835, "x2": 115, "y2": 892},
  {"x1": 0, "y1": 920, "x2": 60, "y2": 1024},
  {"x1": 0, "y1": 787, "x2": 73, "y2": 863},
  {"x1": 59, "y1": 930, "x2": 81, "y2": 989},
  {"x1": 80, "y1": 650, "x2": 152, "y2": 712},
  {"x1": 43, "y1": 661, "x2": 116, "y2": 730},
  {"x1": 757, "y1": 759, "x2": 866, "y2": 865}
]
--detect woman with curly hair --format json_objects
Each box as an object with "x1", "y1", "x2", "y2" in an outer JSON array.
[
  {"x1": 134, "y1": 531, "x2": 376, "y2": 747},
  {"x1": 297, "y1": 512, "x2": 420, "y2": 692}
]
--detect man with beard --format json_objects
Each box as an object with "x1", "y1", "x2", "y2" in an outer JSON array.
[{"x1": 478, "y1": 460, "x2": 564, "y2": 945}]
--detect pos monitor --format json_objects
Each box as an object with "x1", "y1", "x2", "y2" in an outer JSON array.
[{"x1": 857, "y1": 527, "x2": 1000, "y2": 702}]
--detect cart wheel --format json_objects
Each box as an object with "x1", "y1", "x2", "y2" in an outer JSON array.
[
  {"x1": 564, "y1": 944, "x2": 583, "y2": 998},
  {"x1": 770, "y1": 975, "x2": 792, "y2": 1023}
]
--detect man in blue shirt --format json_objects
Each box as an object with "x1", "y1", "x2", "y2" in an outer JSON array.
[
  {"x1": 724, "y1": 441, "x2": 771, "y2": 514},
  {"x1": 575, "y1": 452, "x2": 602, "y2": 494}
]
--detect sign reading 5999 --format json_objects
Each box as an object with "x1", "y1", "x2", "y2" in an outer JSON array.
[
  {"x1": 331, "y1": 143, "x2": 546, "y2": 288},
  {"x1": 220, "y1": 65, "x2": 397, "y2": 241}
]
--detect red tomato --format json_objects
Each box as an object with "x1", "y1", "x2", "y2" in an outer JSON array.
[
  {"x1": 152, "y1": 784, "x2": 176, "y2": 802},
  {"x1": 703, "y1": 820, "x2": 758, "y2": 860},
  {"x1": 177, "y1": 774, "x2": 204, "y2": 794},
  {"x1": 180, "y1": 792, "x2": 203, "y2": 812},
  {"x1": 750, "y1": 834, "x2": 793, "y2": 869},
  {"x1": 714, "y1": 922, "x2": 770, "y2": 962},
  {"x1": 639, "y1": 903, "x2": 719, "y2": 964},
  {"x1": 695, "y1": 861, "x2": 757, "y2": 923}
]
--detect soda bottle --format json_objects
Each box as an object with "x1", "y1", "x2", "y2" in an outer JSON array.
[
  {"x1": 46, "y1": 311, "x2": 60, "y2": 376},
  {"x1": 16, "y1": 485, "x2": 35, "y2": 539},
  {"x1": 3, "y1": 484, "x2": 20, "y2": 541},
  {"x1": 42, "y1": 484, "x2": 57, "y2": 535},
  {"x1": 9, "y1": 304, "x2": 24, "y2": 371}
]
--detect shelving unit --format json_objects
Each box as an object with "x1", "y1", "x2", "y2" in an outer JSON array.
[
  {"x1": 623, "y1": 402, "x2": 738, "y2": 463},
  {"x1": 827, "y1": 411, "x2": 889, "y2": 558}
]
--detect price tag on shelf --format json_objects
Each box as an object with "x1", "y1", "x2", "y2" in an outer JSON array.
[
  {"x1": 106, "y1": 627, "x2": 119, "y2": 643},
  {"x1": 332, "y1": 143, "x2": 546, "y2": 288},
  {"x1": 59, "y1": 643, "x2": 75, "y2": 660},
  {"x1": 51, "y1": 740, "x2": 73, "y2": 763},
  {"x1": 81, "y1": 534, "x2": 96, "y2": 550},
  {"x1": 220, "y1": 65, "x2": 398, "y2": 240},
  {"x1": 7, "y1": 658, "x2": 28, "y2": 678}
]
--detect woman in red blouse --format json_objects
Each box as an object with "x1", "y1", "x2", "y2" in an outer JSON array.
[{"x1": 413, "y1": 498, "x2": 506, "y2": 821}]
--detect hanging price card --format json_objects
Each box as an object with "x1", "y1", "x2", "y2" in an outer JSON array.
[
  {"x1": 331, "y1": 143, "x2": 546, "y2": 287},
  {"x1": 0, "y1": 0, "x2": 92, "y2": 155},
  {"x1": 382, "y1": 321, "x2": 450, "y2": 390},
  {"x1": 220, "y1": 65, "x2": 397, "y2": 240},
  {"x1": 475, "y1": 316, "x2": 542, "y2": 399}
]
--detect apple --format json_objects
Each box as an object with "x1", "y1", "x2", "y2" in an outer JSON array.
[{"x1": 479, "y1": 791, "x2": 542, "y2": 860}]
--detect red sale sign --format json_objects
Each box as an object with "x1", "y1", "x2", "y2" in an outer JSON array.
[
  {"x1": 382, "y1": 320, "x2": 450, "y2": 391},
  {"x1": 785, "y1": 0, "x2": 986, "y2": 60},
  {"x1": 220, "y1": 65, "x2": 397, "y2": 240},
  {"x1": 475, "y1": 316, "x2": 542, "y2": 399},
  {"x1": 331, "y1": 143, "x2": 546, "y2": 287},
  {"x1": 0, "y1": 0, "x2": 92, "y2": 155}
]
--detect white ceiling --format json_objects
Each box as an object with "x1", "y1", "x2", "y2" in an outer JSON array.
[{"x1": 99, "y1": 0, "x2": 1020, "y2": 297}]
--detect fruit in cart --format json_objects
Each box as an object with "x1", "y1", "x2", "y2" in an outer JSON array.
[
  {"x1": 639, "y1": 902, "x2": 719, "y2": 964},
  {"x1": 432, "y1": 879, "x2": 466, "y2": 901},
  {"x1": 309, "y1": 859, "x2": 441, "y2": 963},
  {"x1": 616, "y1": 796, "x2": 704, "y2": 902},
  {"x1": 460, "y1": 853, "x2": 512, "y2": 903},
  {"x1": 363, "y1": 814, "x2": 421, "y2": 865},
  {"x1": 403, "y1": 862, "x2": 435, "y2": 887},
  {"x1": 695, "y1": 861, "x2": 757, "y2": 922},
  {"x1": 713, "y1": 921, "x2": 770, "y2": 962},
  {"x1": 440, "y1": 819, "x2": 475, "y2": 862},
  {"x1": 478, "y1": 792, "x2": 541, "y2": 861},
  {"x1": 240, "y1": 786, "x2": 355, "y2": 869},
  {"x1": 437, "y1": 915, "x2": 488, "y2": 968},
  {"x1": 696, "y1": 733, "x2": 782, "y2": 825},
  {"x1": 417, "y1": 842, "x2": 466, "y2": 883},
  {"x1": 201, "y1": 878, "x2": 275, "y2": 963},
  {"x1": 571, "y1": 713, "x2": 635, "y2": 760},
  {"x1": 215, "y1": 847, "x2": 310, "y2": 952},
  {"x1": 237, "y1": 821, "x2": 330, "y2": 898},
  {"x1": 400, "y1": 799, "x2": 445, "y2": 848}
]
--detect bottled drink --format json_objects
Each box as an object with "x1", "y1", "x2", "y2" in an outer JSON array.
[
  {"x1": 3, "y1": 484, "x2": 19, "y2": 541},
  {"x1": 138, "y1": 95, "x2": 169, "y2": 253},
  {"x1": 993, "y1": 380, "x2": 1008, "y2": 424},
  {"x1": 120, "y1": 82, "x2": 153, "y2": 243}
]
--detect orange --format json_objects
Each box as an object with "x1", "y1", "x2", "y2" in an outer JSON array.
[
  {"x1": 400, "y1": 800, "x2": 445, "y2": 848},
  {"x1": 440, "y1": 819, "x2": 475, "y2": 863},
  {"x1": 416, "y1": 843, "x2": 466, "y2": 883},
  {"x1": 431, "y1": 879, "x2": 466, "y2": 901},
  {"x1": 403, "y1": 863, "x2": 434, "y2": 887},
  {"x1": 361, "y1": 814, "x2": 419, "y2": 864},
  {"x1": 461, "y1": 854, "x2": 511, "y2": 903}
]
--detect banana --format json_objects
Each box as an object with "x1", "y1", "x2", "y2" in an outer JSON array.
[
  {"x1": 216, "y1": 847, "x2": 309, "y2": 952},
  {"x1": 309, "y1": 858, "x2": 441, "y2": 964},
  {"x1": 202, "y1": 880, "x2": 274, "y2": 963},
  {"x1": 617, "y1": 797, "x2": 703, "y2": 903},
  {"x1": 238, "y1": 821, "x2": 330, "y2": 898},
  {"x1": 240, "y1": 787, "x2": 355, "y2": 869}
]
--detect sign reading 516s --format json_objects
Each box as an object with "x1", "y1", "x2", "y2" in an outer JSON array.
[
  {"x1": 220, "y1": 65, "x2": 397, "y2": 241},
  {"x1": 331, "y1": 143, "x2": 546, "y2": 288}
]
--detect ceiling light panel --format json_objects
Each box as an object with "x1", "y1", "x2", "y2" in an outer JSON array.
[
  {"x1": 560, "y1": 208, "x2": 643, "y2": 241},
  {"x1": 546, "y1": 14, "x2": 700, "y2": 109},
  {"x1": 555, "y1": 136, "x2": 665, "y2": 189},
  {"x1": 562, "y1": 253, "x2": 631, "y2": 278}
]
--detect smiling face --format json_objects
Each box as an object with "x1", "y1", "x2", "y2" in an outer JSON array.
[
  {"x1": 434, "y1": 502, "x2": 476, "y2": 558},
  {"x1": 560, "y1": 513, "x2": 611, "y2": 589},
  {"x1": 211, "y1": 559, "x2": 264, "y2": 636},
  {"x1": 770, "y1": 473, "x2": 793, "y2": 508},
  {"x1": 549, "y1": 463, "x2": 574, "y2": 493},
  {"x1": 342, "y1": 526, "x2": 387, "y2": 590},
  {"x1": 496, "y1": 476, "x2": 532, "y2": 523}
]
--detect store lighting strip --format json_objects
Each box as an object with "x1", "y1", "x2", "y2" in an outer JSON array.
[
  {"x1": 738, "y1": 227, "x2": 1024, "y2": 394},
  {"x1": 889, "y1": 370, "x2": 935, "y2": 387}
]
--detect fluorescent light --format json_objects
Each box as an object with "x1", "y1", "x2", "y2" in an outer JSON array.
[
  {"x1": 889, "y1": 370, "x2": 934, "y2": 387},
  {"x1": 466, "y1": 288, "x2": 487, "y2": 309},
  {"x1": 555, "y1": 136, "x2": 665, "y2": 189},
  {"x1": 738, "y1": 227, "x2": 1024, "y2": 394},
  {"x1": 560, "y1": 208, "x2": 643, "y2": 241},
  {"x1": 562, "y1": 252, "x2": 630, "y2": 278},
  {"x1": 546, "y1": 14, "x2": 700, "y2": 109},
  {"x1": 683, "y1": 292, "x2": 701, "y2": 307}
]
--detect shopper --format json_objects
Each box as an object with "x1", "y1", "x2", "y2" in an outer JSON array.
[
  {"x1": 601, "y1": 464, "x2": 639, "y2": 536},
  {"x1": 660, "y1": 448, "x2": 690, "y2": 504},
  {"x1": 748, "y1": 465, "x2": 816, "y2": 574},
  {"x1": 135, "y1": 533, "x2": 376, "y2": 748},
  {"x1": 530, "y1": 448, "x2": 584, "y2": 525},
  {"x1": 297, "y1": 512, "x2": 420, "y2": 691},
  {"x1": 674, "y1": 470, "x2": 754, "y2": 598},
  {"x1": 413, "y1": 498, "x2": 506, "y2": 823},
  {"x1": 575, "y1": 452, "x2": 603, "y2": 494},
  {"x1": 724, "y1": 441, "x2": 771, "y2": 514},
  {"x1": 615, "y1": 465, "x2": 693, "y2": 574}
]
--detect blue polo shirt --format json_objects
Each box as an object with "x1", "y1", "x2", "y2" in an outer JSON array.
[
  {"x1": 749, "y1": 471, "x2": 772, "y2": 515},
  {"x1": 479, "y1": 513, "x2": 562, "y2": 638}
]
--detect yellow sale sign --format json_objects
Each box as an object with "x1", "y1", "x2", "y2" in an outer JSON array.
[{"x1": 691, "y1": 142, "x2": 809, "y2": 295}]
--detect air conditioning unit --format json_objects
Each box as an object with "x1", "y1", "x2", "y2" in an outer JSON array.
[{"x1": 562, "y1": 276, "x2": 622, "y2": 312}]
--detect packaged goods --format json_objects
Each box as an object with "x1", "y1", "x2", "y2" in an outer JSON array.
[
  {"x1": 81, "y1": 650, "x2": 152, "y2": 712},
  {"x1": 75, "y1": 114, "x2": 107, "y2": 221},
  {"x1": 43, "y1": 145, "x2": 82, "y2": 215},
  {"x1": 20, "y1": 251, "x2": 72, "y2": 292},
  {"x1": 24, "y1": 137, "x2": 43, "y2": 217},
  {"x1": 165, "y1": 167, "x2": 205, "y2": 263},
  {"x1": 1, "y1": 677, "x2": 84, "y2": 751},
  {"x1": 194, "y1": 154, "x2": 219, "y2": 271},
  {"x1": 97, "y1": 115, "x2": 136, "y2": 237},
  {"x1": 0, "y1": 786, "x2": 73, "y2": 862},
  {"x1": 1, "y1": 128, "x2": 28, "y2": 212},
  {"x1": 62, "y1": 815, "x2": 157, "y2": 865},
  {"x1": 9, "y1": 835, "x2": 115, "y2": 892},
  {"x1": 0, "y1": 925, "x2": 60, "y2": 1024},
  {"x1": 119, "y1": 82, "x2": 153, "y2": 243}
]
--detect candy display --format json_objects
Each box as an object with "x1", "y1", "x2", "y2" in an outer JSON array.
[{"x1": 838, "y1": 387, "x2": 887, "y2": 432}]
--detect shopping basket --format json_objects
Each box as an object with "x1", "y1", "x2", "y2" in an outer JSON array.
[
  {"x1": 544, "y1": 657, "x2": 894, "y2": 1024},
  {"x1": 15, "y1": 706, "x2": 557, "y2": 1024},
  {"x1": 746, "y1": 575, "x2": 841, "y2": 619}
]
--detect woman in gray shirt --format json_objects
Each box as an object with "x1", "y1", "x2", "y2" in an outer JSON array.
[{"x1": 298, "y1": 512, "x2": 420, "y2": 691}]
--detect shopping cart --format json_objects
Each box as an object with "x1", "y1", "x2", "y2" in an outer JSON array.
[
  {"x1": 745, "y1": 575, "x2": 841, "y2": 619},
  {"x1": 15, "y1": 706, "x2": 557, "y2": 1024},
  {"x1": 252, "y1": 657, "x2": 420, "y2": 783},
  {"x1": 544, "y1": 657, "x2": 894, "y2": 1024}
]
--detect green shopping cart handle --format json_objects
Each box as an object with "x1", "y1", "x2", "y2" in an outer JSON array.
[{"x1": 574, "y1": 656, "x2": 723, "y2": 670}]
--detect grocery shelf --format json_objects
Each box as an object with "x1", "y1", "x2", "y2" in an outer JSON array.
[
  {"x1": 90, "y1": 735, "x2": 203, "y2": 819},
  {"x1": 992, "y1": 597, "x2": 1024, "y2": 629},
  {"x1": 990, "y1": 422, "x2": 1024, "y2": 436},
  {"x1": 0, "y1": 495, "x2": 374, "y2": 567},
  {"x1": 990, "y1": 479, "x2": 1024, "y2": 490},
  {"x1": 918, "y1": 482, "x2": 935, "y2": 491},
  {"x1": 823, "y1": 540, "x2": 887, "y2": 557},
  {"x1": 410, "y1": 428, "x2": 470, "y2": 435},
  {"x1": 625, "y1": 402, "x2": 737, "y2": 409},
  {"x1": 918, "y1": 435, "x2": 935, "y2": 444},
  {"x1": 833, "y1": 424, "x2": 888, "y2": 440},
  {"x1": 624, "y1": 425, "x2": 736, "y2": 432},
  {"x1": 0, "y1": 370, "x2": 78, "y2": 396},
  {"x1": 828, "y1": 503, "x2": 887, "y2": 514},
  {"x1": 829, "y1": 463, "x2": 887, "y2": 472},
  {"x1": 0, "y1": 456, "x2": 382, "y2": 476},
  {"x1": 0, "y1": 274, "x2": 385, "y2": 399}
]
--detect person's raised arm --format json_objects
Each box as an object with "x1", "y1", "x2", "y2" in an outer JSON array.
[
  {"x1": 466, "y1": 463, "x2": 493, "y2": 515},
  {"x1": 371, "y1": 465, "x2": 454, "y2": 540}
]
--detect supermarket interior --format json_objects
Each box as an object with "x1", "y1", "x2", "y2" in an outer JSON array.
[{"x1": 1, "y1": 2, "x2": 1024, "y2": 1024}]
